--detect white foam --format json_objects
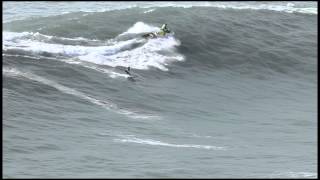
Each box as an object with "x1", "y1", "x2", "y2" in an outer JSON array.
[
  {"x1": 3, "y1": 31, "x2": 46, "y2": 42},
  {"x1": 3, "y1": 23, "x2": 184, "y2": 72},
  {"x1": 270, "y1": 171, "x2": 317, "y2": 178},
  {"x1": 191, "y1": 134, "x2": 213, "y2": 138},
  {"x1": 3, "y1": 31, "x2": 99, "y2": 45},
  {"x1": 79, "y1": 35, "x2": 183, "y2": 71},
  {"x1": 3, "y1": 31, "x2": 32, "y2": 42},
  {"x1": 74, "y1": 2, "x2": 316, "y2": 15},
  {"x1": 3, "y1": 32, "x2": 136, "y2": 56},
  {"x1": 143, "y1": 9, "x2": 155, "y2": 14},
  {"x1": 3, "y1": 67, "x2": 156, "y2": 119},
  {"x1": 114, "y1": 135, "x2": 226, "y2": 150},
  {"x1": 161, "y1": 2, "x2": 317, "y2": 15},
  {"x1": 207, "y1": 2, "x2": 317, "y2": 15},
  {"x1": 3, "y1": 67, "x2": 22, "y2": 77},
  {"x1": 119, "y1": 21, "x2": 160, "y2": 36}
]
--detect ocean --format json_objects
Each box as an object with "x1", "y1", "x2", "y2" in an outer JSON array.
[{"x1": 2, "y1": 1, "x2": 318, "y2": 178}]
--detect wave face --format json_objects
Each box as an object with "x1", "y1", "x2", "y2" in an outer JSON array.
[{"x1": 3, "y1": 2, "x2": 317, "y2": 179}]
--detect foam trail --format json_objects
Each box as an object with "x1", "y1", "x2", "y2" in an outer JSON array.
[
  {"x1": 2, "y1": 67, "x2": 22, "y2": 77},
  {"x1": 269, "y1": 171, "x2": 317, "y2": 178},
  {"x1": 79, "y1": 36, "x2": 183, "y2": 71},
  {"x1": 3, "y1": 32, "x2": 139, "y2": 57},
  {"x1": 3, "y1": 31, "x2": 163, "y2": 73},
  {"x1": 3, "y1": 31, "x2": 100, "y2": 47},
  {"x1": 3, "y1": 67, "x2": 156, "y2": 119},
  {"x1": 3, "y1": 53, "x2": 41, "y2": 60},
  {"x1": 3, "y1": 26, "x2": 184, "y2": 71},
  {"x1": 77, "y1": 64, "x2": 130, "y2": 78},
  {"x1": 114, "y1": 135, "x2": 226, "y2": 150},
  {"x1": 191, "y1": 134, "x2": 213, "y2": 138},
  {"x1": 3, "y1": 53, "x2": 130, "y2": 79},
  {"x1": 143, "y1": 9, "x2": 155, "y2": 14}
]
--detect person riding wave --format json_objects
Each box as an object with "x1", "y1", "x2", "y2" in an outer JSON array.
[
  {"x1": 125, "y1": 66, "x2": 136, "y2": 81},
  {"x1": 125, "y1": 66, "x2": 131, "y2": 76},
  {"x1": 157, "y1": 24, "x2": 171, "y2": 36},
  {"x1": 142, "y1": 24, "x2": 171, "y2": 38}
]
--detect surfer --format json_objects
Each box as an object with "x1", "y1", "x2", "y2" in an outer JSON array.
[
  {"x1": 125, "y1": 66, "x2": 131, "y2": 75},
  {"x1": 125, "y1": 66, "x2": 136, "y2": 82},
  {"x1": 156, "y1": 24, "x2": 171, "y2": 36},
  {"x1": 142, "y1": 24, "x2": 171, "y2": 38}
]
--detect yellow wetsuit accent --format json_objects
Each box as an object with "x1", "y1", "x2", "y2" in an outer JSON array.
[{"x1": 158, "y1": 30, "x2": 166, "y2": 36}]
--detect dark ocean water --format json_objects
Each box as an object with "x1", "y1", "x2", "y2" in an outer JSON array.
[{"x1": 3, "y1": 1, "x2": 318, "y2": 178}]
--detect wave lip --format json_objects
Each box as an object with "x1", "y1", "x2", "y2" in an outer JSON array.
[
  {"x1": 206, "y1": 2, "x2": 317, "y2": 15},
  {"x1": 114, "y1": 135, "x2": 226, "y2": 150}
]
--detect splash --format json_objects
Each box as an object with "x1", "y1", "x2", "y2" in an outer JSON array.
[{"x1": 118, "y1": 21, "x2": 160, "y2": 36}]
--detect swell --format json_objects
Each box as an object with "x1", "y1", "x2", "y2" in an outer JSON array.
[
  {"x1": 174, "y1": 7, "x2": 317, "y2": 79},
  {"x1": 3, "y1": 1, "x2": 317, "y2": 24},
  {"x1": 3, "y1": 67, "x2": 158, "y2": 120},
  {"x1": 3, "y1": 6, "x2": 317, "y2": 80}
]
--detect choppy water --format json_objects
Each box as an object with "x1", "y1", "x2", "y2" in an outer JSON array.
[{"x1": 2, "y1": 1, "x2": 318, "y2": 178}]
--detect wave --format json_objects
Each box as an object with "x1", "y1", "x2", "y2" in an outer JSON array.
[
  {"x1": 3, "y1": 22, "x2": 184, "y2": 71},
  {"x1": 3, "y1": 67, "x2": 157, "y2": 119},
  {"x1": 135, "y1": 2, "x2": 317, "y2": 15},
  {"x1": 3, "y1": 6, "x2": 316, "y2": 80},
  {"x1": 204, "y1": 2, "x2": 317, "y2": 15},
  {"x1": 114, "y1": 135, "x2": 226, "y2": 150},
  {"x1": 3, "y1": 2, "x2": 317, "y2": 24}
]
